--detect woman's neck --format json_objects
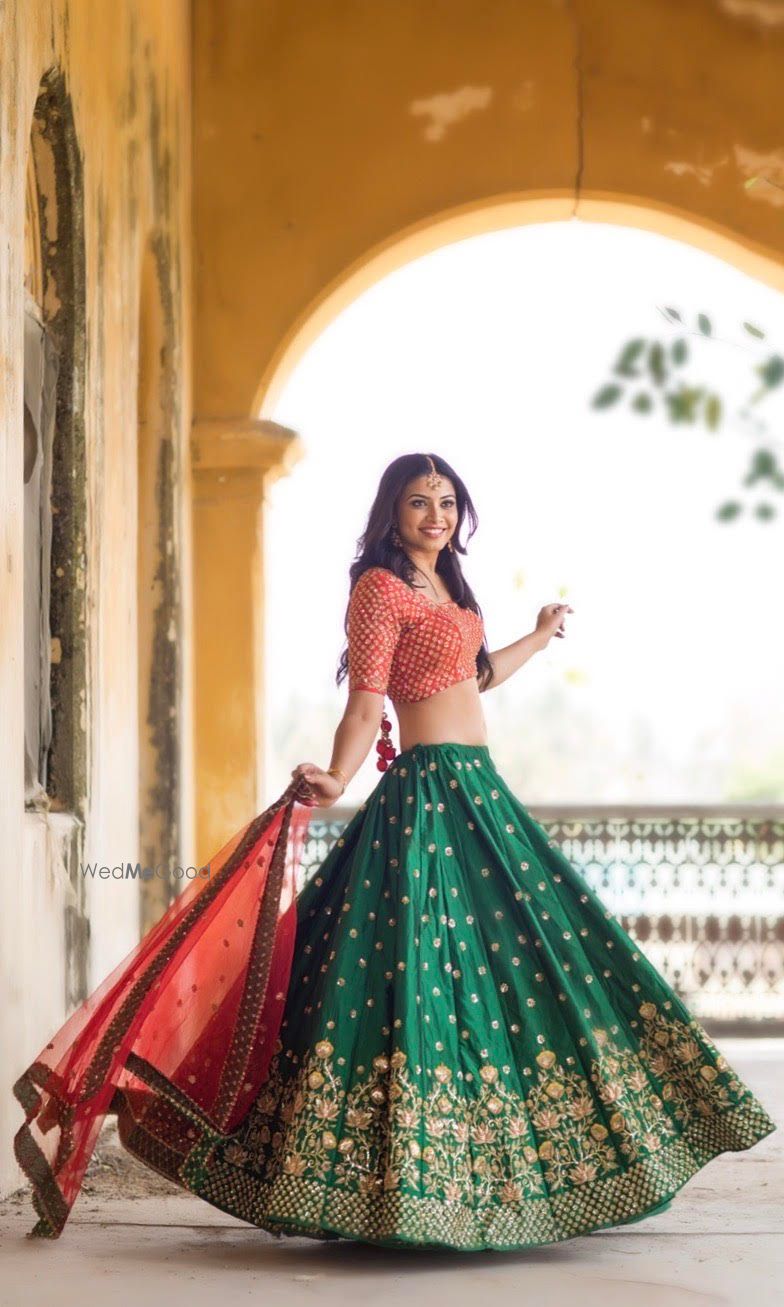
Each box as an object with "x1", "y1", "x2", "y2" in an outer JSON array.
[{"x1": 404, "y1": 548, "x2": 438, "y2": 579}]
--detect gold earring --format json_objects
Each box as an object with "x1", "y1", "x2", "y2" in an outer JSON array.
[
  {"x1": 392, "y1": 527, "x2": 403, "y2": 547},
  {"x1": 447, "y1": 536, "x2": 454, "y2": 552}
]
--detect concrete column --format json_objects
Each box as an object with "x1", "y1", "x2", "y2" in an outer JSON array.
[{"x1": 191, "y1": 419, "x2": 302, "y2": 865}]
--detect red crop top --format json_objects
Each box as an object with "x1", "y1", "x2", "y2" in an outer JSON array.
[{"x1": 347, "y1": 566, "x2": 485, "y2": 704}]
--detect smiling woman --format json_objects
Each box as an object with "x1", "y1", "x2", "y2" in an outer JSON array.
[
  {"x1": 12, "y1": 450, "x2": 776, "y2": 1249},
  {"x1": 329, "y1": 453, "x2": 498, "y2": 762}
]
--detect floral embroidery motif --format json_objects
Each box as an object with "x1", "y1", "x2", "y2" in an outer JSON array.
[
  {"x1": 636, "y1": 1002, "x2": 742, "y2": 1122},
  {"x1": 218, "y1": 1000, "x2": 765, "y2": 1221},
  {"x1": 347, "y1": 567, "x2": 484, "y2": 703}
]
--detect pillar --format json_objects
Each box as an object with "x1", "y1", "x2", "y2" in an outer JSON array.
[{"x1": 191, "y1": 418, "x2": 303, "y2": 864}]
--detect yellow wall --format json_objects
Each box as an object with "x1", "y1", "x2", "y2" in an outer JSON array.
[
  {"x1": 0, "y1": 0, "x2": 192, "y2": 1193},
  {"x1": 193, "y1": 0, "x2": 784, "y2": 419}
]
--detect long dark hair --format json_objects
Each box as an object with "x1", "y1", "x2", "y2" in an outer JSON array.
[{"x1": 336, "y1": 452, "x2": 494, "y2": 693}]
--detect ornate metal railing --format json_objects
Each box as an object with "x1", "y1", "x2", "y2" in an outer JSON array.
[{"x1": 299, "y1": 804, "x2": 784, "y2": 1028}]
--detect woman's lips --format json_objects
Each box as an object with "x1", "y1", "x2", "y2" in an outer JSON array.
[{"x1": 421, "y1": 528, "x2": 445, "y2": 536}]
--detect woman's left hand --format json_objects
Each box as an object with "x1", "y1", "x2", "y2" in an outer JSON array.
[{"x1": 535, "y1": 601, "x2": 574, "y2": 645}]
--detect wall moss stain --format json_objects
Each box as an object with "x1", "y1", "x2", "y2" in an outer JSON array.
[{"x1": 31, "y1": 68, "x2": 89, "y2": 837}]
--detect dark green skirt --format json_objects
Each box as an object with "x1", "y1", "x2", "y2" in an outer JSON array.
[{"x1": 181, "y1": 741, "x2": 776, "y2": 1251}]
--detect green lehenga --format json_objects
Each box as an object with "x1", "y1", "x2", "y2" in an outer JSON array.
[{"x1": 127, "y1": 741, "x2": 776, "y2": 1250}]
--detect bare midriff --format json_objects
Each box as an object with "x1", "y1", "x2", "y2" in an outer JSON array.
[{"x1": 391, "y1": 675, "x2": 488, "y2": 752}]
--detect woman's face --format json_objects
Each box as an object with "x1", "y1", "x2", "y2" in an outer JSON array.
[{"x1": 396, "y1": 473, "x2": 459, "y2": 555}]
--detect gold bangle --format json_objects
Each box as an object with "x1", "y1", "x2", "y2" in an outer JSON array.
[{"x1": 326, "y1": 766, "x2": 348, "y2": 794}]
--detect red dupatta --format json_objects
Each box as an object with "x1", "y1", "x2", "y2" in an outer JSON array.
[{"x1": 12, "y1": 783, "x2": 311, "y2": 1238}]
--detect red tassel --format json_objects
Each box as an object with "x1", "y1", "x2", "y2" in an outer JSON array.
[{"x1": 375, "y1": 706, "x2": 396, "y2": 771}]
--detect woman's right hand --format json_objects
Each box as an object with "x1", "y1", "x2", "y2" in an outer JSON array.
[{"x1": 290, "y1": 762, "x2": 345, "y2": 808}]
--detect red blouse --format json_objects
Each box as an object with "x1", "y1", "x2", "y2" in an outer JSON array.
[{"x1": 347, "y1": 566, "x2": 485, "y2": 704}]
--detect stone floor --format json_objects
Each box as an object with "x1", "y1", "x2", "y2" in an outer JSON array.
[{"x1": 2, "y1": 1038, "x2": 782, "y2": 1307}]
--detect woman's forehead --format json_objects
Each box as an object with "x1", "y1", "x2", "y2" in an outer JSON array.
[{"x1": 403, "y1": 473, "x2": 456, "y2": 497}]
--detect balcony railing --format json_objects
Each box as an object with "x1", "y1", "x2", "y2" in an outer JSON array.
[{"x1": 298, "y1": 803, "x2": 784, "y2": 1029}]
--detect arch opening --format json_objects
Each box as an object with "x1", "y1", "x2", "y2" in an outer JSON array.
[{"x1": 254, "y1": 194, "x2": 784, "y2": 418}]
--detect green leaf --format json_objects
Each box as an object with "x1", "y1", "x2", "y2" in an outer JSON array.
[
  {"x1": 614, "y1": 339, "x2": 646, "y2": 377},
  {"x1": 697, "y1": 313, "x2": 712, "y2": 336},
  {"x1": 665, "y1": 386, "x2": 704, "y2": 422},
  {"x1": 704, "y1": 394, "x2": 722, "y2": 430},
  {"x1": 754, "y1": 503, "x2": 776, "y2": 520},
  {"x1": 631, "y1": 393, "x2": 653, "y2": 413},
  {"x1": 743, "y1": 321, "x2": 766, "y2": 339},
  {"x1": 716, "y1": 501, "x2": 742, "y2": 521},
  {"x1": 757, "y1": 355, "x2": 784, "y2": 389},
  {"x1": 743, "y1": 449, "x2": 778, "y2": 485},
  {"x1": 592, "y1": 384, "x2": 623, "y2": 409},
  {"x1": 648, "y1": 342, "x2": 666, "y2": 386},
  {"x1": 663, "y1": 307, "x2": 682, "y2": 322},
  {"x1": 671, "y1": 339, "x2": 688, "y2": 365}
]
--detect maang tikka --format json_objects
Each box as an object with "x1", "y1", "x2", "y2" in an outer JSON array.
[
  {"x1": 425, "y1": 454, "x2": 442, "y2": 489},
  {"x1": 425, "y1": 455, "x2": 454, "y2": 551}
]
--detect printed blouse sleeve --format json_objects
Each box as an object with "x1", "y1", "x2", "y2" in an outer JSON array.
[{"x1": 347, "y1": 568, "x2": 403, "y2": 695}]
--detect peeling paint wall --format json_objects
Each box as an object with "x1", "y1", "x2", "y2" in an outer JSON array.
[
  {"x1": 193, "y1": 0, "x2": 784, "y2": 419},
  {"x1": 0, "y1": 0, "x2": 193, "y2": 1195}
]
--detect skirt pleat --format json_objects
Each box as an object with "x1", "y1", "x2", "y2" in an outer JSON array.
[{"x1": 123, "y1": 741, "x2": 777, "y2": 1251}]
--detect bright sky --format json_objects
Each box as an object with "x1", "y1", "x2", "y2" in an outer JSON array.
[{"x1": 263, "y1": 220, "x2": 784, "y2": 808}]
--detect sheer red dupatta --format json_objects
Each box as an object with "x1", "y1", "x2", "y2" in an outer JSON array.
[{"x1": 12, "y1": 783, "x2": 311, "y2": 1238}]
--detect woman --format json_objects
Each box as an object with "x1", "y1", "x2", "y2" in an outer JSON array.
[{"x1": 14, "y1": 452, "x2": 776, "y2": 1252}]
